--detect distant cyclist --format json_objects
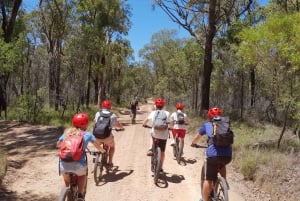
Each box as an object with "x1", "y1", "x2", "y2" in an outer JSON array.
[
  {"x1": 169, "y1": 102, "x2": 190, "y2": 152},
  {"x1": 130, "y1": 96, "x2": 139, "y2": 124},
  {"x1": 142, "y1": 98, "x2": 170, "y2": 172},
  {"x1": 191, "y1": 107, "x2": 232, "y2": 201},
  {"x1": 57, "y1": 113, "x2": 104, "y2": 201},
  {"x1": 93, "y1": 100, "x2": 124, "y2": 169}
]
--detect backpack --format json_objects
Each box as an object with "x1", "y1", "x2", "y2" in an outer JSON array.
[
  {"x1": 93, "y1": 112, "x2": 112, "y2": 139},
  {"x1": 153, "y1": 110, "x2": 168, "y2": 130},
  {"x1": 209, "y1": 117, "x2": 234, "y2": 147},
  {"x1": 59, "y1": 131, "x2": 84, "y2": 162},
  {"x1": 175, "y1": 112, "x2": 185, "y2": 125}
]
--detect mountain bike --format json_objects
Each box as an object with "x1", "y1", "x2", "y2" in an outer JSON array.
[
  {"x1": 91, "y1": 128, "x2": 123, "y2": 185},
  {"x1": 170, "y1": 129, "x2": 184, "y2": 164},
  {"x1": 192, "y1": 144, "x2": 229, "y2": 201},
  {"x1": 58, "y1": 151, "x2": 89, "y2": 201},
  {"x1": 143, "y1": 125, "x2": 163, "y2": 184}
]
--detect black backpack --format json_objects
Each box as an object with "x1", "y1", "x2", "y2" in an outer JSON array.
[
  {"x1": 93, "y1": 112, "x2": 112, "y2": 139},
  {"x1": 208, "y1": 117, "x2": 234, "y2": 147},
  {"x1": 175, "y1": 112, "x2": 185, "y2": 125}
]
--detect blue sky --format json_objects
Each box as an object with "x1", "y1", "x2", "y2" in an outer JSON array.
[{"x1": 22, "y1": 0, "x2": 269, "y2": 61}]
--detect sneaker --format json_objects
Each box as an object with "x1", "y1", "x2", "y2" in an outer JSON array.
[
  {"x1": 170, "y1": 139, "x2": 175, "y2": 146},
  {"x1": 107, "y1": 163, "x2": 113, "y2": 169},
  {"x1": 77, "y1": 193, "x2": 85, "y2": 201},
  {"x1": 147, "y1": 149, "x2": 153, "y2": 156}
]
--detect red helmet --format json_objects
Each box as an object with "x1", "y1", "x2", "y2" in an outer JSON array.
[
  {"x1": 72, "y1": 113, "x2": 89, "y2": 129},
  {"x1": 176, "y1": 102, "x2": 184, "y2": 110},
  {"x1": 154, "y1": 98, "x2": 165, "y2": 107},
  {"x1": 207, "y1": 107, "x2": 222, "y2": 119},
  {"x1": 101, "y1": 100, "x2": 112, "y2": 109}
]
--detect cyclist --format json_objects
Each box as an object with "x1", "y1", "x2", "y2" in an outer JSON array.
[
  {"x1": 169, "y1": 102, "x2": 190, "y2": 151},
  {"x1": 93, "y1": 100, "x2": 124, "y2": 169},
  {"x1": 191, "y1": 107, "x2": 232, "y2": 201},
  {"x1": 130, "y1": 96, "x2": 139, "y2": 123},
  {"x1": 142, "y1": 98, "x2": 170, "y2": 172},
  {"x1": 57, "y1": 113, "x2": 104, "y2": 201}
]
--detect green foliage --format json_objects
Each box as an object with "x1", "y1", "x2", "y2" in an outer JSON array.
[{"x1": 240, "y1": 155, "x2": 257, "y2": 180}]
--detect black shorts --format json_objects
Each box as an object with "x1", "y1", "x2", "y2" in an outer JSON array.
[
  {"x1": 201, "y1": 156, "x2": 232, "y2": 181},
  {"x1": 152, "y1": 137, "x2": 167, "y2": 152}
]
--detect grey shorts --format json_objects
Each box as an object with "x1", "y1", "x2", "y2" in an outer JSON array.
[{"x1": 59, "y1": 161, "x2": 87, "y2": 176}]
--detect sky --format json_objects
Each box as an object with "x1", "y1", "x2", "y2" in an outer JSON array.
[{"x1": 22, "y1": 0, "x2": 269, "y2": 61}]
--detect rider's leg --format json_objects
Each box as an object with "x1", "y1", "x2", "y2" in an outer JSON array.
[
  {"x1": 202, "y1": 180, "x2": 213, "y2": 201},
  {"x1": 63, "y1": 174, "x2": 70, "y2": 186},
  {"x1": 77, "y1": 175, "x2": 87, "y2": 196}
]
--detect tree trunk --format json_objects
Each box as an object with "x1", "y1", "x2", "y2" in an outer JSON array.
[
  {"x1": 200, "y1": 0, "x2": 216, "y2": 114},
  {"x1": 250, "y1": 66, "x2": 256, "y2": 107},
  {"x1": 0, "y1": 0, "x2": 22, "y2": 118}
]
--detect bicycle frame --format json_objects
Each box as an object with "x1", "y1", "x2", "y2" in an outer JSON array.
[{"x1": 92, "y1": 143, "x2": 110, "y2": 185}]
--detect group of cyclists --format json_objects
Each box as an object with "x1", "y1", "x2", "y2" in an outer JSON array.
[{"x1": 57, "y1": 97, "x2": 232, "y2": 201}]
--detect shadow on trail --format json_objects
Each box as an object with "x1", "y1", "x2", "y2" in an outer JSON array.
[
  {"x1": 154, "y1": 172, "x2": 185, "y2": 188},
  {"x1": 96, "y1": 166, "x2": 134, "y2": 186},
  {"x1": 0, "y1": 185, "x2": 57, "y2": 201}
]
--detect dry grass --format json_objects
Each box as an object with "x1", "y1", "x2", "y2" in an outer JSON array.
[{"x1": 0, "y1": 149, "x2": 7, "y2": 184}]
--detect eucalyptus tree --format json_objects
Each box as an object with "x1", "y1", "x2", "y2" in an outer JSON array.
[
  {"x1": 140, "y1": 29, "x2": 199, "y2": 107},
  {"x1": 76, "y1": 0, "x2": 131, "y2": 105},
  {"x1": 154, "y1": 0, "x2": 255, "y2": 114},
  {"x1": 237, "y1": 13, "x2": 300, "y2": 148},
  {"x1": 37, "y1": 0, "x2": 75, "y2": 110},
  {"x1": 0, "y1": 0, "x2": 22, "y2": 118}
]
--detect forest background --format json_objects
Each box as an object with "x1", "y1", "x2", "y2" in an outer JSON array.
[{"x1": 0, "y1": 1, "x2": 300, "y2": 200}]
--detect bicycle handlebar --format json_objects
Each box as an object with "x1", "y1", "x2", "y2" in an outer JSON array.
[
  {"x1": 112, "y1": 127, "x2": 124, "y2": 131},
  {"x1": 191, "y1": 144, "x2": 208, "y2": 148}
]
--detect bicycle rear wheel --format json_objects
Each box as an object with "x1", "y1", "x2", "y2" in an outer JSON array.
[
  {"x1": 214, "y1": 176, "x2": 229, "y2": 201},
  {"x1": 93, "y1": 153, "x2": 103, "y2": 184},
  {"x1": 176, "y1": 138, "x2": 183, "y2": 163},
  {"x1": 58, "y1": 187, "x2": 73, "y2": 201},
  {"x1": 152, "y1": 147, "x2": 161, "y2": 184}
]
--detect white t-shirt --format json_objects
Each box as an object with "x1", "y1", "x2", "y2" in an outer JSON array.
[
  {"x1": 170, "y1": 110, "x2": 187, "y2": 130},
  {"x1": 146, "y1": 109, "x2": 170, "y2": 140}
]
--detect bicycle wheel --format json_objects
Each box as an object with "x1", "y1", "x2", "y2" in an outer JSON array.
[
  {"x1": 214, "y1": 176, "x2": 229, "y2": 201},
  {"x1": 58, "y1": 187, "x2": 73, "y2": 201},
  {"x1": 152, "y1": 147, "x2": 161, "y2": 184},
  {"x1": 93, "y1": 153, "x2": 102, "y2": 184},
  {"x1": 176, "y1": 138, "x2": 183, "y2": 163}
]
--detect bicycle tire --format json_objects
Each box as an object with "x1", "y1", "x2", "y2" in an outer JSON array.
[
  {"x1": 58, "y1": 186, "x2": 73, "y2": 201},
  {"x1": 153, "y1": 146, "x2": 161, "y2": 184},
  {"x1": 93, "y1": 153, "x2": 101, "y2": 184},
  {"x1": 176, "y1": 138, "x2": 183, "y2": 163},
  {"x1": 215, "y1": 176, "x2": 229, "y2": 201}
]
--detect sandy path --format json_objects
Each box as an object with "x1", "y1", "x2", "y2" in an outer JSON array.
[{"x1": 0, "y1": 100, "x2": 245, "y2": 201}]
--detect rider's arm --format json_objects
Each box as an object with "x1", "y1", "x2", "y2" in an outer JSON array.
[
  {"x1": 92, "y1": 141, "x2": 106, "y2": 153},
  {"x1": 191, "y1": 134, "x2": 201, "y2": 146}
]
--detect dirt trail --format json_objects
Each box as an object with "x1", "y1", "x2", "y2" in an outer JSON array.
[{"x1": 0, "y1": 100, "x2": 247, "y2": 201}]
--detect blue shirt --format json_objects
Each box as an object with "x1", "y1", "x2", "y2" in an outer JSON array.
[
  {"x1": 198, "y1": 121, "x2": 232, "y2": 157},
  {"x1": 59, "y1": 131, "x2": 96, "y2": 165}
]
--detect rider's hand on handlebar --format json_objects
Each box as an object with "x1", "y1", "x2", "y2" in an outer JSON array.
[{"x1": 191, "y1": 143, "x2": 197, "y2": 148}]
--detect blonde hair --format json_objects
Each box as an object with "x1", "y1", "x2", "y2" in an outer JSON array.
[{"x1": 64, "y1": 127, "x2": 81, "y2": 137}]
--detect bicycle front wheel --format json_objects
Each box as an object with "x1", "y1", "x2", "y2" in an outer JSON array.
[
  {"x1": 58, "y1": 187, "x2": 73, "y2": 201},
  {"x1": 152, "y1": 147, "x2": 161, "y2": 184},
  {"x1": 215, "y1": 176, "x2": 229, "y2": 201}
]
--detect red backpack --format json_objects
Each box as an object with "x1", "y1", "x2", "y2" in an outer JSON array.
[{"x1": 59, "y1": 131, "x2": 84, "y2": 162}]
